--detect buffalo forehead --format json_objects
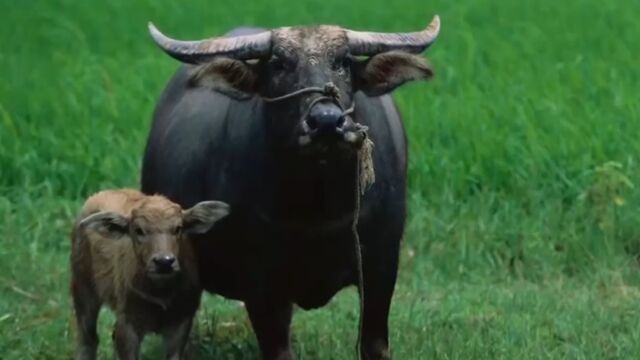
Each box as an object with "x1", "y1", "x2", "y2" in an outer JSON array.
[{"x1": 273, "y1": 26, "x2": 346, "y2": 57}]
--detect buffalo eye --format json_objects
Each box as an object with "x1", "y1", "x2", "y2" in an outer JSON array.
[
  {"x1": 173, "y1": 225, "x2": 182, "y2": 235},
  {"x1": 332, "y1": 56, "x2": 352, "y2": 73},
  {"x1": 269, "y1": 55, "x2": 288, "y2": 72}
]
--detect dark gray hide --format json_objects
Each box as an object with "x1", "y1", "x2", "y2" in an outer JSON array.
[{"x1": 142, "y1": 23, "x2": 436, "y2": 360}]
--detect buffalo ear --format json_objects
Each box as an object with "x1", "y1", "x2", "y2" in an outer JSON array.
[
  {"x1": 183, "y1": 201, "x2": 230, "y2": 235},
  {"x1": 354, "y1": 51, "x2": 434, "y2": 97},
  {"x1": 188, "y1": 58, "x2": 259, "y2": 100},
  {"x1": 78, "y1": 211, "x2": 129, "y2": 240}
]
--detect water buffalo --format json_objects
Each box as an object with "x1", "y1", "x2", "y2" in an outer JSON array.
[{"x1": 141, "y1": 16, "x2": 440, "y2": 360}]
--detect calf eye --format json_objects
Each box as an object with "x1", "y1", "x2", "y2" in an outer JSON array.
[
  {"x1": 134, "y1": 227, "x2": 145, "y2": 237},
  {"x1": 106, "y1": 223, "x2": 125, "y2": 234}
]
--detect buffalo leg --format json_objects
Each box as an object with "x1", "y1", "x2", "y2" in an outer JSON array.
[
  {"x1": 358, "y1": 217, "x2": 403, "y2": 360},
  {"x1": 245, "y1": 300, "x2": 294, "y2": 360}
]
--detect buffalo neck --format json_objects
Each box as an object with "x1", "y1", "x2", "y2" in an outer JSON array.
[{"x1": 263, "y1": 142, "x2": 359, "y2": 228}]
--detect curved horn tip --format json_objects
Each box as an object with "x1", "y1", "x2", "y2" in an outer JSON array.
[
  {"x1": 147, "y1": 22, "x2": 176, "y2": 49},
  {"x1": 427, "y1": 15, "x2": 441, "y2": 34},
  {"x1": 148, "y1": 22, "x2": 163, "y2": 39}
]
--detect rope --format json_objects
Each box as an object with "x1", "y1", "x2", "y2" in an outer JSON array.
[
  {"x1": 262, "y1": 83, "x2": 341, "y2": 103},
  {"x1": 261, "y1": 80, "x2": 375, "y2": 359},
  {"x1": 359, "y1": 136, "x2": 376, "y2": 194},
  {"x1": 262, "y1": 82, "x2": 356, "y2": 129},
  {"x1": 353, "y1": 149, "x2": 365, "y2": 360},
  {"x1": 353, "y1": 135, "x2": 375, "y2": 360}
]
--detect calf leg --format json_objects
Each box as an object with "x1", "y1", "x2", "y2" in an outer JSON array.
[
  {"x1": 113, "y1": 317, "x2": 142, "y2": 360},
  {"x1": 245, "y1": 299, "x2": 295, "y2": 360},
  {"x1": 163, "y1": 317, "x2": 194, "y2": 360},
  {"x1": 71, "y1": 278, "x2": 101, "y2": 360}
]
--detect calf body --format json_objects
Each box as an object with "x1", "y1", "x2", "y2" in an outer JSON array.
[{"x1": 70, "y1": 189, "x2": 229, "y2": 360}]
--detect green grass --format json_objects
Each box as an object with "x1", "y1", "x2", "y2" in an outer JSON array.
[{"x1": 1, "y1": 0, "x2": 640, "y2": 358}]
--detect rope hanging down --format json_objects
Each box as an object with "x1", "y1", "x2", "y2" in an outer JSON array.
[
  {"x1": 358, "y1": 137, "x2": 375, "y2": 194},
  {"x1": 261, "y1": 83, "x2": 375, "y2": 359},
  {"x1": 352, "y1": 148, "x2": 365, "y2": 359}
]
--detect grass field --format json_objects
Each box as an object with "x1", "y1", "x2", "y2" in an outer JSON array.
[{"x1": 1, "y1": 0, "x2": 640, "y2": 358}]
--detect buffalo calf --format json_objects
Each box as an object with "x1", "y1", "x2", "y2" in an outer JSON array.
[{"x1": 70, "y1": 189, "x2": 229, "y2": 360}]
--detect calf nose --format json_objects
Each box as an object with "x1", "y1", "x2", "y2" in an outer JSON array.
[
  {"x1": 152, "y1": 255, "x2": 176, "y2": 273},
  {"x1": 306, "y1": 103, "x2": 345, "y2": 134}
]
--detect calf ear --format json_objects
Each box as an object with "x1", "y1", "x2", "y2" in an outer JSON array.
[
  {"x1": 188, "y1": 58, "x2": 259, "y2": 100},
  {"x1": 78, "y1": 211, "x2": 129, "y2": 240},
  {"x1": 354, "y1": 51, "x2": 434, "y2": 97},
  {"x1": 183, "y1": 201, "x2": 230, "y2": 235}
]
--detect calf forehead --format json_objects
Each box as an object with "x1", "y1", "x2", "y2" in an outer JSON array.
[
  {"x1": 132, "y1": 196, "x2": 182, "y2": 227},
  {"x1": 273, "y1": 26, "x2": 347, "y2": 56}
]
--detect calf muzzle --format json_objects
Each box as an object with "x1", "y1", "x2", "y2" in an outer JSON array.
[{"x1": 150, "y1": 254, "x2": 179, "y2": 275}]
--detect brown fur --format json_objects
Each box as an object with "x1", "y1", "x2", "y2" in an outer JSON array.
[
  {"x1": 72, "y1": 190, "x2": 198, "y2": 311},
  {"x1": 70, "y1": 189, "x2": 229, "y2": 360}
]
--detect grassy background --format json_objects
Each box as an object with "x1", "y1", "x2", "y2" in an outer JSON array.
[{"x1": 1, "y1": 0, "x2": 640, "y2": 358}]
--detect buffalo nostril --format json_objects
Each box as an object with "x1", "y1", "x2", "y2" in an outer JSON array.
[
  {"x1": 306, "y1": 117, "x2": 318, "y2": 130},
  {"x1": 336, "y1": 116, "x2": 346, "y2": 128}
]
